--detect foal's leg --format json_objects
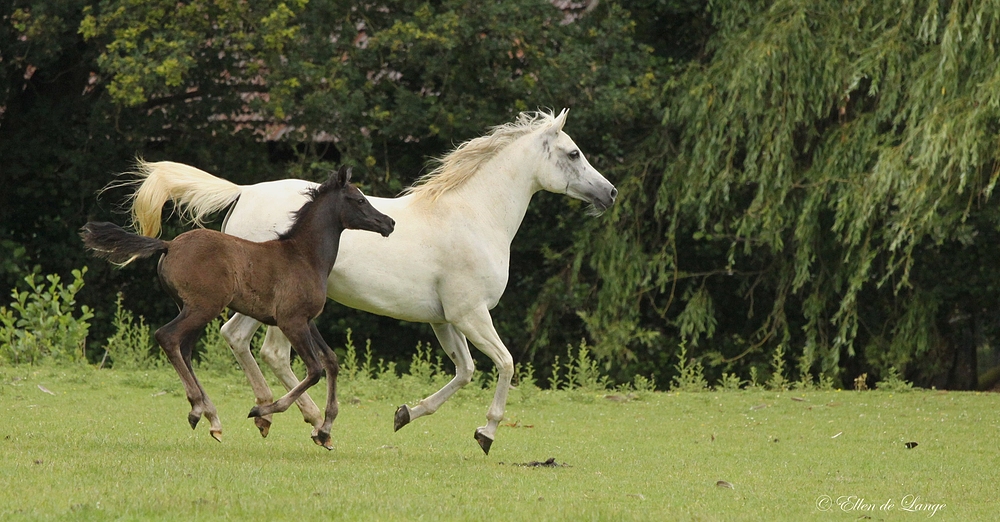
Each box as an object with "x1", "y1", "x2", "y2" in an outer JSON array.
[
  {"x1": 450, "y1": 307, "x2": 514, "y2": 455},
  {"x1": 394, "y1": 323, "x2": 475, "y2": 431},
  {"x1": 259, "y1": 326, "x2": 324, "y2": 430},
  {"x1": 221, "y1": 313, "x2": 274, "y2": 437},
  {"x1": 247, "y1": 322, "x2": 324, "y2": 421},
  {"x1": 309, "y1": 322, "x2": 339, "y2": 450},
  {"x1": 155, "y1": 309, "x2": 223, "y2": 441}
]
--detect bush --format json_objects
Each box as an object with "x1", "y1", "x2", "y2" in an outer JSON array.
[{"x1": 0, "y1": 268, "x2": 93, "y2": 365}]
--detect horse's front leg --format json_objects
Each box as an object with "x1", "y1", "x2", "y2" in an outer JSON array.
[
  {"x1": 221, "y1": 313, "x2": 273, "y2": 437},
  {"x1": 451, "y1": 307, "x2": 514, "y2": 455},
  {"x1": 394, "y1": 323, "x2": 475, "y2": 432},
  {"x1": 308, "y1": 322, "x2": 339, "y2": 450},
  {"x1": 247, "y1": 322, "x2": 323, "y2": 424},
  {"x1": 259, "y1": 326, "x2": 324, "y2": 430}
]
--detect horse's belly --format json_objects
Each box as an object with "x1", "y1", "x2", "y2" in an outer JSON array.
[{"x1": 326, "y1": 265, "x2": 445, "y2": 323}]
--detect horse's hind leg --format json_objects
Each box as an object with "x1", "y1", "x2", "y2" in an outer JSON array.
[
  {"x1": 259, "y1": 326, "x2": 323, "y2": 430},
  {"x1": 155, "y1": 309, "x2": 223, "y2": 441},
  {"x1": 394, "y1": 323, "x2": 475, "y2": 432},
  {"x1": 248, "y1": 322, "x2": 323, "y2": 422},
  {"x1": 309, "y1": 322, "x2": 339, "y2": 450},
  {"x1": 221, "y1": 313, "x2": 274, "y2": 437}
]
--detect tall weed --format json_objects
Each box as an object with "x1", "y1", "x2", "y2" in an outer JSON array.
[
  {"x1": 103, "y1": 293, "x2": 159, "y2": 370},
  {"x1": 671, "y1": 341, "x2": 708, "y2": 392},
  {"x1": 196, "y1": 317, "x2": 239, "y2": 375}
]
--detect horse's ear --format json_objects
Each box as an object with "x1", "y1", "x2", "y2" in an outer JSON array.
[
  {"x1": 546, "y1": 108, "x2": 569, "y2": 136},
  {"x1": 337, "y1": 165, "x2": 352, "y2": 187}
]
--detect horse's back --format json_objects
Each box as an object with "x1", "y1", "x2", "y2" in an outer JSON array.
[{"x1": 223, "y1": 179, "x2": 317, "y2": 241}]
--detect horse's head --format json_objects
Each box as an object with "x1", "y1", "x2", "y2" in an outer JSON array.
[
  {"x1": 328, "y1": 166, "x2": 395, "y2": 237},
  {"x1": 533, "y1": 109, "x2": 617, "y2": 213}
]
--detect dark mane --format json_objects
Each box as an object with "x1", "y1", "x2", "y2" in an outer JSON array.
[{"x1": 277, "y1": 174, "x2": 339, "y2": 240}]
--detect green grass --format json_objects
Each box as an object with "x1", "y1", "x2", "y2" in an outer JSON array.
[{"x1": 0, "y1": 364, "x2": 995, "y2": 520}]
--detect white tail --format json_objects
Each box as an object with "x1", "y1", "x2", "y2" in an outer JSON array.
[{"x1": 120, "y1": 160, "x2": 243, "y2": 237}]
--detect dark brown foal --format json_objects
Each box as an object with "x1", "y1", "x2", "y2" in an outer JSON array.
[{"x1": 82, "y1": 166, "x2": 393, "y2": 448}]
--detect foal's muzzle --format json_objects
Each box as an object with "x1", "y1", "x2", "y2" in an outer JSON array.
[{"x1": 377, "y1": 217, "x2": 395, "y2": 237}]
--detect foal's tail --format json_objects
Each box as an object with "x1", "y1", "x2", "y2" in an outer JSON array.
[
  {"x1": 80, "y1": 222, "x2": 168, "y2": 266},
  {"x1": 108, "y1": 160, "x2": 243, "y2": 238}
]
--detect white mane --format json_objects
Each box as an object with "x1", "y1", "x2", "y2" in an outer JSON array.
[{"x1": 403, "y1": 111, "x2": 558, "y2": 201}]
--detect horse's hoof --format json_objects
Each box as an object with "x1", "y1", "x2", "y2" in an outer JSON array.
[
  {"x1": 210, "y1": 430, "x2": 222, "y2": 442},
  {"x1": 187, "y1": 412, "x2": 201, "y2": 430},
  {"x1": 474, "y1": 429, "x2": 494, "y2": 455},
  {"x1": 394, "y1": 405, "x2": 411, "y2": 432},
  {"x1": 254, "y1": 417, "x2": 271, "y2": 438},
  {"x1": 248, "y1": 405, "x2": 261, "y2": 418},
  {"x1": 312, "y1": 431, "x2": 333, "y2": 450}
]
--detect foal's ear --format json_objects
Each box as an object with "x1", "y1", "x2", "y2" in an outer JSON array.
[{"x1": 336, "y1": 165, "x2": 352, "y2": 187}]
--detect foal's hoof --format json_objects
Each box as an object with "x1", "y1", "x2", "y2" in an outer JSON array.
[
  {"x1": 210, "y1": 430, "x2": 222, "y2": 442},
  {"x1": 394, "y1": 405, "x2": 411, "y2": 432},
  {"x1": 474, "y1": 429, "x2": 494, "y2": 455},
  {"x1": 254, "y1": 417, "x2": 272, "y2": 438},
  {"x1": 312, "y1": 431, "x2": 334, "y2": 451},
  {"x1": 187, "y1": 412, "x2": 201, "y2": 430},
  {"x1": 248, "y1": 405, "x2": 262, "y2": 418}
]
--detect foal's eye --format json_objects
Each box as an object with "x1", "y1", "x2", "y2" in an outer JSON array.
[{"x1": 568, "y1": 150, "x2": 580, "y2": 160}]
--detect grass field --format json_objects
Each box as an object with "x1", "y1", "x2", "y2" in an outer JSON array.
[{"x1": 1, "y1": 364, "x2": 995, "y2": 520}]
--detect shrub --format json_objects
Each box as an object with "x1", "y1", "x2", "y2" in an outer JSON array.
[{"x1": 0, "y1": 268, "x2": 93, "y2": 365}]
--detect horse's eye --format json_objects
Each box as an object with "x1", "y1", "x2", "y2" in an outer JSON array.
[{"x1": 568, "y1": 150, "x2": 580, "y2": 160}]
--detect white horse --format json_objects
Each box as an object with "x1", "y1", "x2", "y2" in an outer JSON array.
[{"x1": 125, "y1": 109, "x2": 616, "y2": 454}]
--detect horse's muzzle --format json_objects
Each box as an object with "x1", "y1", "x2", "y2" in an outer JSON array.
[
  {"x1": 592, "y1": 186, "x2": 618, "y2": 212},
  {"x1": 378, "y1": 217, "x2": 395, "y2": 237}
]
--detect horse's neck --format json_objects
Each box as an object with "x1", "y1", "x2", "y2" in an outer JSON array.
[
  {"x1": 438, "y1": 150, "x2": 539, "y2": 244},
  {"x1": 283, "y1": 207, "x2": 343, "y2": 277}
]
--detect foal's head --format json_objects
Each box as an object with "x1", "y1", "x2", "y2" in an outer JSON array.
[{"x1": 281, "y1": 166, "x2": 394, "y2": 240}]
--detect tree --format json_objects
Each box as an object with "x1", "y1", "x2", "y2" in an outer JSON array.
[
  {"x1": 5, "y1": 0, "x2": 663, "y2": 367},
  {"x1": 565, "y1": 0, "x2": 1000, "y2": 388}
]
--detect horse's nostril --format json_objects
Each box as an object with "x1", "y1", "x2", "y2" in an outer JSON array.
[{"x1": 610, "y1": 187, "x2": 618, "y2": 200}]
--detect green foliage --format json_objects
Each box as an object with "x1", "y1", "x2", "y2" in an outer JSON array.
[
  {"x1": 405, "y1": 340, "x2": 446, "y2": 387},
  {"x1": 765, "y1": 344, "x2": 789, "y2": 391},
  {"x1": 103, "y1": 293, "x2": 159, "y2": 370},
  {"x1": 569, "y1": 0, "x2": 1000, "y2": 389},
  {"x1": 876, "y1": 367, "x2": 915, "y2": 393},
  {"x1": 563, "y1": 340, "x2": 610, "y2": 392},
  {"x1": 0, "y1": 268, "x2": 93, "y2": 365},
  {"x1": 716, "y1": 372, "x2": 744, "y2": 391},
  {"x1": 544, "y1": 341, "x2": 614, "y2": 392},
  {"x1": 7, "y1": 0, "x2": 1000, "y2": 389},
  {"x1": 196, "y1": 317, "x2": 239, "y2": 375},
  {"x1": 670, "y1": 341, "x2": 708, "y2": 392}
]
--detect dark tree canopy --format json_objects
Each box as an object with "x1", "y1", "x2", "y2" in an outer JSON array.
[{"x1": 3, "y1": 0, "x2": 1000, "y2": 389}]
